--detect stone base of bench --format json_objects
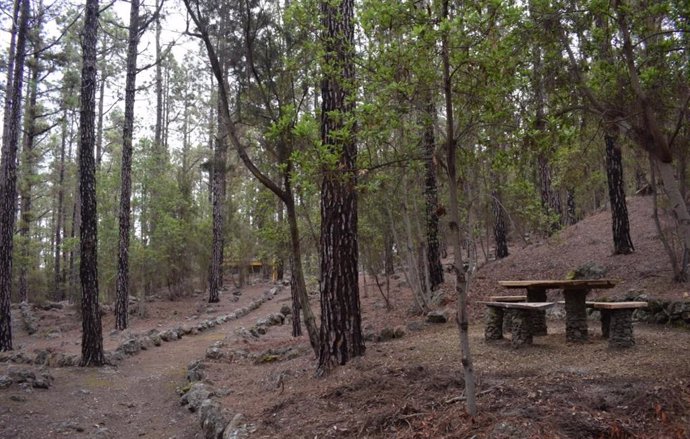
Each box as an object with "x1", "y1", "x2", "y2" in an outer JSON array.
[
  {"x1": 591, "y1": 302, "x2": 647, "y2": 348},
  {"x1": 482, "y1": 301, "x2": 554, "y2": 348}
]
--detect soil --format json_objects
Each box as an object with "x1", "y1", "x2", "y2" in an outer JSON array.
[{"x1": 1, "y1": 195, "x2": 689, "y2": 439}]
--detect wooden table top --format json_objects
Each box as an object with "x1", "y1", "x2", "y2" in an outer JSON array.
[{"x1": 498, "y1": 279, "x2": 619, "y2": 289}]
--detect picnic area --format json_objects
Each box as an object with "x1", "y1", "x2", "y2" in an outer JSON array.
[{"x1": 1, "y1": 196, "x2": 689, "y2": 439}]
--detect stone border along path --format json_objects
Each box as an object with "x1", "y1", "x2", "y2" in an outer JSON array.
[
  {"x1": 179, "y1": 302, "x2": 297, "y2": 439},
  {"x1": 0, "y1": 286, "x2": 284, "y2": 392}
]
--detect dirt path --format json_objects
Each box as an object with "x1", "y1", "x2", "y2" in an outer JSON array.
[{"x1": 0, "y1": 284, "x2": 289, "y2": 439}]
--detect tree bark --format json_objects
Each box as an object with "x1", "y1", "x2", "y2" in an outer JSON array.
[
  {"x1": 54, "y1": 109, "x2": 68, "y2": 301},
  {"x1": 78, "y1": 0, "x2": 105, "y2": 366},
  {"x1": 604, "y1": 133, "x2": 634, "y2": 254},
  {"x1": 115, "y1": 0, "x2": 141, "y2": 330},
  {"x1": 492, "y1": 191, "x2": 509, "y2": 259},
  {"x1": 0, "y1": 0, "x2": 29, "y2": 351},
  {"x1": 422, "y1": 101, "x2": 444, "y2": 289},
  {"x1": 316, "y1": 0, "x2": 365, "y2": 375},
  {"x1": 18, "y1": 28, "x2": 42, "y2": 303},
  {"x1": 441, "y1": 0, "x2": 477, "y2": 415}
]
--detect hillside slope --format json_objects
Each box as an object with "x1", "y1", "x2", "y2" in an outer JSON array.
[{"x1": 472, "y1": 195, "x2": 689, "y2": 301}]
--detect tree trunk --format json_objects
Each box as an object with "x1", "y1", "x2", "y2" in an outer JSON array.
[
  {"x1": 95, "y1": 32, "x2": 106, "y2": 169},
  {"x1": 115, "y1": 0, "x2": 141, "y2": 330},
  {"x1": 441, "y1": 0, "x2": 477, "y2": 415},
  {"x1": 54, "y1": 109, "x2": 68, "y2": 301},
  {"x1": 18, "y1": 31, "x2": 41, "y2": 303},
  {"x1": 78, "y1": 0, "x2": 104, "y2": 366},
  {"x1": 422, "y1": 101, "x2": 444, "y2": 289},
  {"x1": 604, "y1": 133, "x2": 634, "y2": 254},
  {"x1": 316, "y1": 0, "x2": 364, "y2": 375},
  {"x1": 0, "y1": 0, "x2": 29, "y2": 351},
  {"x1": 0, "y1": 0, "x2": 30, "y2": 351},
  {"x1": 492, "y1": 191, "x2": 509, "y2": 259},
  {"x1": 286, "y1": 187, "x2": 319, "y2": 351}
]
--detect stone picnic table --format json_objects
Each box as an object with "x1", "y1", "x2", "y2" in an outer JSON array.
[{"x1": 498, "y1": 279, "x2": 618, "y2": 342}]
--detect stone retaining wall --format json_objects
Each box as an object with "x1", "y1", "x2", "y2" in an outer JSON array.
[{"x1": 626, "y1": 295, "x2": 690, "y2": 328}]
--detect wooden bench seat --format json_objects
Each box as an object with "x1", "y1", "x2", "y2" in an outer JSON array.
[
  {"x1": 480, "y1": 302, "x2": 555, "y2": 348},
  {"x1": 489, "y1": 295, "x2": 527, "y2": 302}
]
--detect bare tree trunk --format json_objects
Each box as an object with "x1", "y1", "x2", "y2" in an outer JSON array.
[
  {"x1": 115, "y1": 0, "x2": 141, "y2": 330},
  {"x1": 604, "y1": 133, "x2": 634, "y2": 254},
  {"x1": 95, "y1": 32, "x2": 106, "y2": 169},
  {"x1": 18, "y1": 27, "x2": 42, "y2": 303},
  {"x1": 316, "y1": 0, "x2": 364, "y2": 375},
  {"x1": 492, "y1": 191, "x2": 509, "y2": 259},
  {"x1": 78, "y1": 0, "x2": 105, "y2": 366},
  {"x1": 441, "y1": 0, "x2": 476, "y2": 415},
  {"x1": 54, "y1": 109, "x2": 68, "y2": 301},
  {"x1": 0, "y1": 0, "x2": 29, "y2": 351},
  {"x1": 286, "y1": 188, "x2": 319, "y2": 350},
  {"x1": 422, "y1": 101, "x2": 444, "y2": 289}
]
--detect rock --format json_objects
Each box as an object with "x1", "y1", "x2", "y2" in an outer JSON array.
[
  {"x1": 8, "y1": 368, "x2": 35, "y2": 383},
  {"x1": 46, "y1": 329, "x2": 61, "y2": 339},
  {"x1": 426, "y1": 310, "x2": 448, "y2": 324},
  {"x1": 406, "y1": 321, "x2": 424, "y2": 332},
  {"x1": 378, "y1": 327, "x2": 396, "y2": 342},
  {"x1": 280, "y1": 305, "x2": 292, "y2": 316},
  {"x1": 33, "y1": 349, "x2": 51, "y2": 366},
  {"x1": 56, "y1": 421, "x2": 84, "y2": 433},
  {"x1": 199, "y1": 399, "x2": 230, "y2": 439},
  {"x1": 32, "y1": 376, "x2": 51, "y2": 389},
  {"x1": 118, "y1": 339, "x2": 141, "y2": 356},
  {"x1": 90, "y1": 426, "x2": 111, "y2": 438},
  {"x1": 181, "y1": 383, "x2": 213, "y2": 412},
  {"x1": 180, "y1": 325, "x2": 194, "y2": 335},
  {"x1": 187, "y1": 360, "x2": 206, "y2": 382},
  {"x1": 0, "y1": 375, "x2": 12, "y2": 388},
  {"x1": 567, "y1": 262, "x2": 607, "y2": 280},
  {"x1": 206, "y1": 347, "x2": 224, "y2": 360},
  {"x1": 393, "y1": 326, "x2": 406, "y2": 338},
  {"x1": 232, "y1": 290, "x2": 242, "y2": 296},
  {"x1": 257, "y1": 313, "x2": 284, "y2": 327},
  {"x1": 139, "y1": 336, "x2": 154, "y2": 351},
  {"x1": 223, "y1": 413, "x2": 249, "y2": 439}
]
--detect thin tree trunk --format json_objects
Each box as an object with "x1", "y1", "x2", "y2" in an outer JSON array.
[
  {"x1": 316, "y1": 0, "x2": 364, "y2": 375},
  {"x1": 0, "y1": 0, "x2": 29, "y2": 351},
  {"x1": 604, "y1": 133, "x2": 634, "y2": 254},
  {"x1": 78, "y1": 0, "x2": 104, "y2": 366},
  {"x1": 441, "y1": 0, "x2": 477, "y2": 415},
  {"x1": 115, "y1": 0, "x2": 141, "y2": 330},
  {"x1": 492, "y1": 191, "x2": 509, "y2": 259},
  {"x1": 286, "y1": 187, "x2": 319, "y2": 350},
  {"x1": 54, "y1": 109, "x2": 67, "y2": 301},
  {"x1": 422, "y1": 101, "x2": 444, "y2": 289},
  {"x1": 95, "y1": 32, "x2": 106, "y2": 169},
  {"x1": 18, "y1": 33, "x2": 41, "y2": 303}
]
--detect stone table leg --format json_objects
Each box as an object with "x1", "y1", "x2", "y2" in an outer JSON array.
[
  {"x1": 600, "y1": 309, "x2": 611, "y2": 339},
  {"x1": 485, "y1": 306, "x2": 504, "y2": 341},
  {"x1": 564, "y1": 288, "x2": 589, "y2": 342},
  {"x1": 526, "y1": 287, "x2": 548, "y2": 336},
  {"x1": 609, "y1": 309, "x2": 635, "y2": 348},
  {"x1": 503, "y1": 309, "x2": 514, "y2": 334},
  {"x1": 511, "y1": 309, "x2": 533, "y2": 348}
]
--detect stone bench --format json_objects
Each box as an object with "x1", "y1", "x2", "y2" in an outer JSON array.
[
  {"x1": 557, "y1": 300, "x2": 647, "y2": 347},
  {"x1": 589, "y1": 302, "x2": 647, "y2": 348},
  {"x1": 480, "y1": 301, "x2": 555, "y2": 348},
  {"x1": 489, "y1": 295, "x2": 527, "y2": 334}
]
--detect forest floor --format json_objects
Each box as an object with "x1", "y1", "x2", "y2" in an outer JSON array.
[{"x1": 1, "y1": 195, "x2": 690, "y2": 439}]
